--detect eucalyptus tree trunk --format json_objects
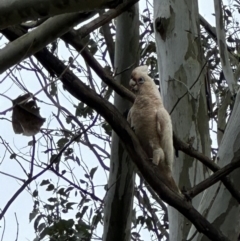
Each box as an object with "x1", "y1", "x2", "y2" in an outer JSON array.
[
  {"x1": 187, "y1": 1, "x2": 240, "y2": 239},
  {"x1": 153, "y1": 0, "x2": 210, "y2": 240},
  {"x1": 187, "y1": 91, "x2": 240, "y2": 240},
  {"x1": 103, "y1": 2, "x2": 139, "y2": 241}
]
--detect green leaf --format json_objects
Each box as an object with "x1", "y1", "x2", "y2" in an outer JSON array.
[
  {"x1": 145, "y1": 215, "x2": 153, "y2": 230},
  {"x1": 40, "y1": 179, "x2": 50, "y2": 186},
  {"x1": 10, "y1": 153, "x2": 16, "y2": 159},
  {"x1": 28, "y1": 140, "x2": 34, "y2": 146},
  {"x1": 64, "y1": 148, "x2": 73, "y2": 156},
  {"x1": 66, "y1": 202, "x2": 77, "y2": 210},
  {"x1": 50, "y1": 82, "x2": 57, "y2": 96},
  {"x1": 57, "y1": 138, "x2": 69, "y2": 149},
  {"x1": 39, "y1": 227, "x2": 50, "y2": 240},
  {"x1": 50, "y1": 154, "x2": 60, "y2": 163},
  {"x1": 76, "y1": 212, "x2": 81, "y2": 219},
  {"x1": 29, "y1": 209, "x2": 38, "y2": 223},
  {"x1": 75, "y1": 220, "x2": 91, "y2": 239},
  {"x1": 57, "y1": 187, "x2": 66, "y2": 196},
  {"x1": 137, "y1": 215, "x2": 145, "y2": 225},
  {"x1": 60, "y1": 198, "x2": 67, "y2": 207},
  {"x1": 132, "y1": 232, "x2": 141, "y2": 238},
  {"x1": 75, "y1": 102, "x2": 93, "y2": 118},
  {"x1": 92, "y1": 212, "x2": 102, "y2": 227},
  {"x1": 84, "y1": 174, "x2": 90, "y2": 179},
  {"x1": 65, "y1": 186, "x2": 74, "y2": 193},
  {"x1": 66, "y1": 116, "x2": 72, "y2": 124},
  {"x1": 46, "y1": 184, "x2": 55, "y2": 191},
  {"x1": 65, "y1": 219, "x2": 74, "y2": 228},
  {"x1": 34, "y1": 214, "x2": 45, "y2": 231},
  {"x1": 75, "y1": 156, "x2": 80, "y2": 165},
  {"x1": 102, "y1": 122, "x2": 112, "y2": 136},
  {"x1": 75, "y1": 102, "x2": 84, "y2": 117},
  {"x1": 132, "y1": 208, "x2": 137, "y2": 226},
  {"x1": 90, "y1": 166, "x2": 98, "y2": 179},
  {"x1": 79, "y1": 206, "x2": 88, "y2": 219},
  {"x1": 33, "y1": 189, "x2": 38, "y2": 197},
  {"x1": 48, "y1": 197, "x2": 57, "y2": 202},
  {"x1": 43, "y1": 204, "x2": 54, "y2": 211},
  {"x1": 38, "y1": 222, "x2": 46, "y2": 233}
]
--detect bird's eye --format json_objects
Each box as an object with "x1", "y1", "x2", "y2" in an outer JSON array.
[{"x1": 138, "y1": 77, "x2": 145, "y2": 84}]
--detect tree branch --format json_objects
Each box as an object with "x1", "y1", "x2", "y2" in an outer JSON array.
[
  {"x1": 61, "y1": 31, "x2": 135, "y2": 102},
  {"x1": 199, "y1": 14, "x2": 240, "y2": 80},
  {"x1": 0, "y1": 12, "x2": 95, "y2": 74},
  {"x1": 0, "y1": 126, "x2": 93, "y2": 220},
  {"x1": 2, "y1": 26, "x2": 234, "y2": 241},
  {"x1": 173, "y1": 133, "x2": 240, "y2": 203},
  {"x1": 0, "y1": 0, "x2": 125, "y2": 29},
  {"x1": 213, "y1": 0, "x2": 236, "y2": 92},
  {"x1": 16, "y1": 40, "x2": 230, "y2": 241},
  {"x1": 186, "y1": 159, "x2": 240, "y2": 199},
  {"x1": 60, "y1": 27, "x2": 240, "y2": 205}
]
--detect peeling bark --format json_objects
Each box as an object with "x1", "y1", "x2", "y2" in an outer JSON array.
[
  {"x1": 214, "y1": 0, "x2": 236, "y2": 93},
  {"x1": 0, "y1": 0, "x2": 121, "y2": 29},
  {"x1": 2, "y1": 26, "x2": 233, "y2": 241},
  {"x1": 0, "y1": 12, "x2": 95, "y2": 74},
  {"x1": 154, "y1": 0, "x2": 211, "y2": 240},
  {"x1": 189, "y1": 91, "x2": 240, "y2": 241},
  {"x1": 103, "y1": 2, "x2": 139, "y2": 241}
]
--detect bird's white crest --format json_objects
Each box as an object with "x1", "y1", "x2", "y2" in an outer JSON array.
[{"x1": 134, "y1": 65, "x2": 148, "y2": 74}]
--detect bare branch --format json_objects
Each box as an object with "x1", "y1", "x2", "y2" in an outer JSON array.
[
  {"x1": 0, "y1": 125, "x2": 93, "y2": 220},
  {"x1": 214, "y1": 0, "x2": 236, "y2": 92},
  {"x1": 0, "y1": 12, "x2": 95, "y2": 74},
  {"x1": 61, "y1": 31, "x2": 135, "y2": 102},
  {"x1": 186, "y1": 159, "x2": 240, "y2": 198},
  {"x1": 0, "y1": 0, "x2": 125, "y2": 29},
  {"x1": 27, "y1": 39, "x2": 231, "y2": 241},
  {"x1": 200, "y1": 14, "x2": 240, "y2": 80},
  {"x1": 173, "y1": 133, "x2": 240, "y2": 203},
  {"x1": 2, "y1": 26, "x2": 234, "y2": 241}
]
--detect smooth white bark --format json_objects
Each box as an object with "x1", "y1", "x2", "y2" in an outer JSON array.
[
  {"x1": 188, "y1": 90, "x2": 240, "y2": 241},
  {"x1": 154, "y1": 0, "x2": 210, "y2": 240},
  {"x1": 103, "y1": 3, "x2": 139, "y2": 241},
  {"x1": 217, "y1": 91, "x2": 231, "y2": 146},
  {"x1": 0, "y1": 12, "x2": 94, "y2": 74},
  {"x1": 214, "y1": 0, "x2": 236, "y2": 93},
  {"x1": 0, "y1": 0, "x2": 113, "y2": 29}
]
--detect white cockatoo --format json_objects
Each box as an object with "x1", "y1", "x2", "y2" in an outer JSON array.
[{"x1": 127, "y1": 65, "x2": 179, "y2": 193}]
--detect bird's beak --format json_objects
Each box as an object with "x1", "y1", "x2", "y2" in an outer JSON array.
[{"x1": 129, "y1": 79, "x2": 138, "y2": 91}]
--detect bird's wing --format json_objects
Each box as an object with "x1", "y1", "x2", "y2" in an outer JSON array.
[
  {"x1": 127, "y1": 107, "x2": 132, "y2": 125},
  {"x1": 156, "y1": 107, "x2": 163, "y2": 137},
  {"x1": 156, "y1": 106, "x2": 174, "y2": 169}
]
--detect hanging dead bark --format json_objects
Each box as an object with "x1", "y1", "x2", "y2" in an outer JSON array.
[{"x1": 12, "y1": 94, "x2": 45, "y2": 136}]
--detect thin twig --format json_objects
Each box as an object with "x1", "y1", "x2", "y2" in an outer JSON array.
[
  {"x1": 170, "y1": 61, "x2": 208, "y2": 115},
  {"x1": 0, "y1": 121, "x2": 95, "y2": 220},
  {"x1": 29, "y1": 136, "x2": 36, "y2": 177},
  {"x1": 0, "y1": 209, "x2": 5, "y2": 241},
  {"x1": 14, "y1": 213, "x2": 19, "y2": 241}
]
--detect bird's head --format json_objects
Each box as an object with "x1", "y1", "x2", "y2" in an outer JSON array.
[{"x1": 129, "y1": 65, "x2": 154, "y2": 94}]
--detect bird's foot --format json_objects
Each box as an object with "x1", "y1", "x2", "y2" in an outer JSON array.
[{"x1": 150, "y1": 158, "x2": 159, "y2": 166}]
